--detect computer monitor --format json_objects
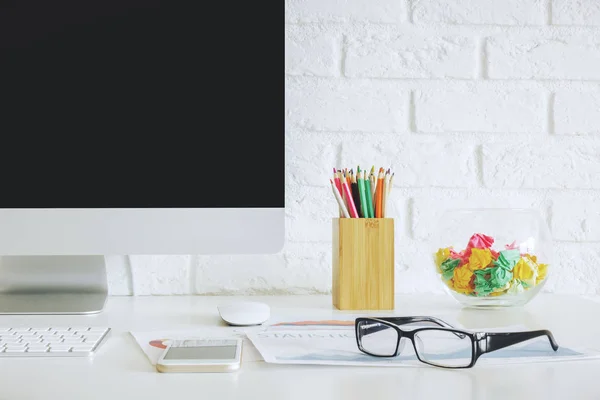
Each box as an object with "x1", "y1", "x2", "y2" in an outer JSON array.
[{"x1": 0, "y1": 1, "x2": 284, "y2": 314}]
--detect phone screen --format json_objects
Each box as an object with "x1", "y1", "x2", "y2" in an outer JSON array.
[{"x1": 164, "y1": 346, "x2": 237, "y2": 360}]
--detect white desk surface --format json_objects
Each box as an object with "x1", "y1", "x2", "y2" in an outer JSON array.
[{"x1": 0, "y1": 293, "x2": 599, "y2": 400}]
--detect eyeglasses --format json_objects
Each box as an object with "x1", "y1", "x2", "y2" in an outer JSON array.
[{"x1": 355, "y1": 316, "x2": 559, "y2": 369}]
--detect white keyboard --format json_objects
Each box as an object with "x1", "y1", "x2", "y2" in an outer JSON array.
[{"x1": 0, "y1": 326, "x2": 110, "y2": 357}]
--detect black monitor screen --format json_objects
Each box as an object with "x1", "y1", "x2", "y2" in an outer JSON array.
[{"x1": 0, "y1": 1, "x2": 284, "y2": 208}]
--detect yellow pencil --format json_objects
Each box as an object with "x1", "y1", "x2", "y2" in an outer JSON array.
[{"x1": 370, "y1": 168, "x2": 377, "y2": 204}]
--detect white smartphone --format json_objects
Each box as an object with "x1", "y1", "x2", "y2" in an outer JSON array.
[{"x1": 156, "y1": 338, "x2": 243, "y2": 373}]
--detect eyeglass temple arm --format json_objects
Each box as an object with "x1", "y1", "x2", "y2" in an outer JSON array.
[{"x1": 483, "y1": 330, "x2": 559, "y2": 354}]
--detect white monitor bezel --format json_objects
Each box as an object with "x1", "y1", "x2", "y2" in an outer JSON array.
[{"x1": 0, "y1": 208, "x2": 284, "y2": 255}]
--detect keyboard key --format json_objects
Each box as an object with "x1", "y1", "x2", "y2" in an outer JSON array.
[
  {"x1": 28, "y1": 343, "x2": 49, "y2": 348},
  {"x1": 27, "y1": 347, "x2": 49, "y2": 353},
  {"x1": 4, "y1": 348, "x2": 26, "y2": 353},
  {"x1": 1, "y1": 337, "x2": 21, "y2": 343},
  {"x1": 83, "y1": 337, "x2": 104, "y2": 344},
  {"x1": 62, "y1": 339, "x2": 84, "y2": 345},
  {"x1": 20, "y1": 335, "x2": 40, "y2": 340},
  {"x1": 89, "y1": 327, "x2": 108, "y2": 333},
  {"x1": 49, "y1": 347, "x2": 72, "y2": 353},
  {"x1": 5, "y1": 344, "x2": 26, "y2": 350},
  {"x1": 71, "y1": 344, "x2": 95, "y2": 352},
  {"x1": 42, "y1": 339, "x2": 64, "y2": 345}
]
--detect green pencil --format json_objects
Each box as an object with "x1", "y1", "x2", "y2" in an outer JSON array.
[
  {"x1": 364, "y1": 177, "x2": 374, "y2": 218},
  {"x1": 357, "y1": 169, "x2": 368, "y2": 218}
]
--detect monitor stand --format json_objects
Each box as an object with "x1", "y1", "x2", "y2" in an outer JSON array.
[{"x1": 0, "y1": 256, "x2": 108, "y2": 314}]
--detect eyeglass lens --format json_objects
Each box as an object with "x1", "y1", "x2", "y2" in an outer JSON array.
[
  {"x1": 357, "y1": 320, "x2": 399, "y2": 357},
  {"x1": 413, "y1": 329, "x2": 473, "y2": 368}
]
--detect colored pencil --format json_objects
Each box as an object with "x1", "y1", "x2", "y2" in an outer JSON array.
[
  {"x1": 375, "y1": 168, "x2": 384, "y2": 218},
  {"x1": 338, "y1": 170, "x2": 349, "y2": 212},
  {"x1": 345, "y1": 168, "x2": 351, "y2": 188},
  {"x1": 361, "y1": 167, "x2": 370, "y2": 218},
  {"x1": 370, "y1": 167, "x2": 377, "y2": 205},
  {"x1": 364, "y1": 178, "x2": 373, "y2": 218},
  {"x1": 341, "y1": 178, "x2": 359, "y2": 218},
  {"x1": 351, "y1": 169, "x2": 362, "y2": 218},
  {"x1": 372, "y1": 168, "x2": 378, "y2": 217},
  {"x1": 382, "y1": 169, "x2": 390, "y2": 218},
  {"x1": 333, "y1": 168, "x2": 343, "y2": 217},
  {"x1": 357, "y1": 169, "x2": 368, "y2": 218},
  {"x1": 386, "y1": 172, "x2": 394, "y2": 217},
  {"x1": 330, "y1": 179, "x2": 350, "y2": 218}
]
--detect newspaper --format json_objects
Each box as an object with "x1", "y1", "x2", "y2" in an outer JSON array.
[{"x1": 246, "y1": 319, "x2": 600, "y2": 367}]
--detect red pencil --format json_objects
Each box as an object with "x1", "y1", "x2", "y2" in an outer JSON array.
[{"x1": 333, "y1": 168, "x2": 343, "y2": 196}]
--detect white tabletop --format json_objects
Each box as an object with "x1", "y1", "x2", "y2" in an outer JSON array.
[{"x1": 0, "y1": 293, "x2": 599, "y2": 400}]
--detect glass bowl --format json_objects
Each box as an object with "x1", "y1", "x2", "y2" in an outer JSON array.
[{"x1": 432, "y1": 208, "x2": 553, "y2": 308}]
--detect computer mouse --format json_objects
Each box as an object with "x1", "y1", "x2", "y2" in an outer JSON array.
[{"x1": 217, "y1": 301, "x2": 270, "y2": 326}]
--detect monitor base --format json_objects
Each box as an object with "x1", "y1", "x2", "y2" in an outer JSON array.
[{"x1": 0, "y1": 256, "x2": 108, "y2": 314}]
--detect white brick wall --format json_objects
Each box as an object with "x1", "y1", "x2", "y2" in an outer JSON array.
[
  {"x1": 109, "y1": 0, "x2": 600, "y2": 296},
  {"x1": 415, "y1": 87, "x2": 546, "y2": 133},
  {"x1": 412, "y1": 0, "x2": 545, "y2": 25},
  {"x1": 487, "y1": 33, "x2": 600, "y2": 80}
]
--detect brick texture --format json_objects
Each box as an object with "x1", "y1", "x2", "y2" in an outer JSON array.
[
  {"x1": 286, "y1": 78, "x2": 408, "y2": 132},
  {"x1": 482, "y1": 142, "x2": 600, "y2": 189},
  {"x1": 488, "y1": 34, "x2": 600, "y2": 80},
  {"x1": 552, "y1": 0, "x2": 600, "y2": 26},
  {"x1": 546, "y1": 244, "x2": 600, "y2": 294},
  {"x1": 340, "y1": 138, "x2": 478, "y2": 187},
  {"x1": 286, "y1": 0, "x2": 406, "y2": 23},
  {"x1": 286, "y1": 25, "x2": 339, "y2": 77},
  {"x1": 346, "y1": 32, "x2": 476, "y2": 78},
  {"x1": 551, "y1": 196, "x2": 600, "y2": 242},
  {"x1": 413, "y1": 0, "x2": 544, "y2": 25},
  {"x1": 555, "y1": 91, "x2": 600, "y2": 135},
  {"x1": 415, "y1": 88, "x2": 545, "y2": 133}
]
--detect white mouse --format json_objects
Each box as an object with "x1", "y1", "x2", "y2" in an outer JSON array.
[{"x1": 217, "y1": 301, "x2": 270, "y2": 326}]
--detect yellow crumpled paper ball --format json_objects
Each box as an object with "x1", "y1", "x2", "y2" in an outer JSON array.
[
  {"x1": 453, "y1": 266, "x2": 474, "y2": 295},
  {"x1": 434, "y1": 247, "x2": 451, "y2": 273},
  {"x1": 513, "y1": 257, "x2": 538, "y2": 287},
  {"x1": 468, "y1": 248, "x2": 493, "y2": 271},
  {"x1": 536, "y1": 263, "x2": 548, "y2": 284}
]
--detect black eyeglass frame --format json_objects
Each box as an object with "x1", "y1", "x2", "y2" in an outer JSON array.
[{"x1": 355, "y1": 316, "x2": 559, "y2": 369}]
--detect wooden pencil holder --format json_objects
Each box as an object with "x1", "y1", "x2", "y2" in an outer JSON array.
[{"x1": 332, "y1": 218, "x2": 395, "y2": 310}]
